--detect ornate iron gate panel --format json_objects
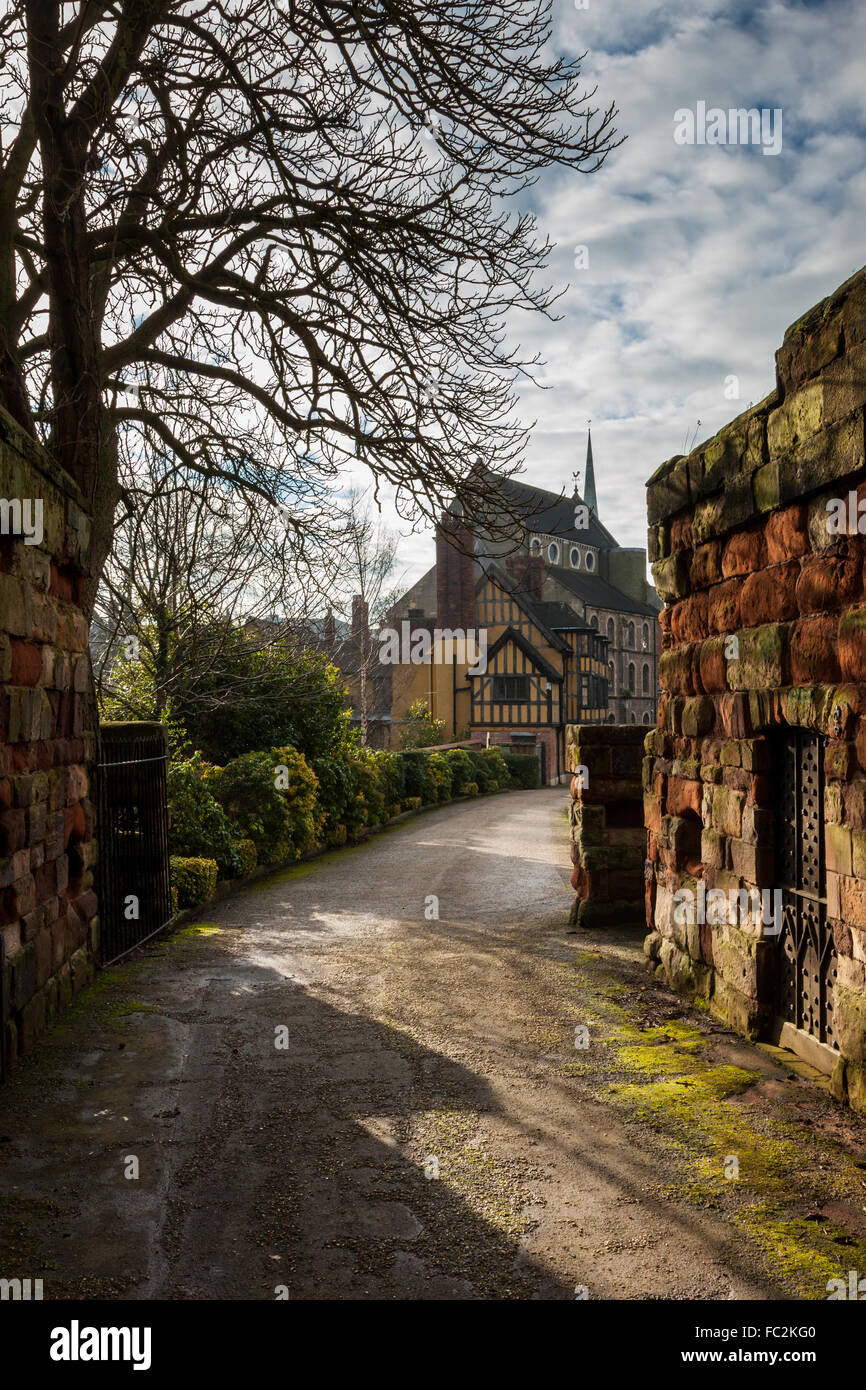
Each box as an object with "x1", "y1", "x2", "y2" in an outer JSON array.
[
  {"x1": 775, "y1": 729, "x2": 838, "y2": 1049},
  {"x1": 97, "y1": 723, "x2": 173, "y2": 966}
]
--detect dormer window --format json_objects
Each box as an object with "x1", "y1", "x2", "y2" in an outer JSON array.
[
  {"x1": 547, "y1": 542, "x2": 560, "y2": 564},
  {"x1": 570, "y1": 546, "x2": 581, "y2": 568},
  {"x1": 585, "y1": 550, "x2": 596, "y2": 571}
]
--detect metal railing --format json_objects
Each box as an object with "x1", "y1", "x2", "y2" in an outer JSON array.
[{"x1": 96, "y1": 722, "x2": 173, "y2": 966}]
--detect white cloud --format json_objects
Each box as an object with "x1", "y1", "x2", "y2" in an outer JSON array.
[{"x1": 386, "y1": 0, "x2": 866, "y2": 594}]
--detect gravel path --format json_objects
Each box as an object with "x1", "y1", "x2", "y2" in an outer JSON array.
[{"x1": 3, "y1": 788, "x2": 866, "y2": 1300}]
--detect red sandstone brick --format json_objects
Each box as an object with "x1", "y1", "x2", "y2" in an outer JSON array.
[
  {"x1": 796, "y1": 552, "x2": 864, "y2": 615},
  {"x1": 844, "y1": 781, "x2": 866, "y2": 830},
  {"x1": 696, "y1": 640, "x2": 727, "y2": 695},
  {"x1": 10, "y1": 640, "x2": 43, "y2": 686},
  {"x1": 670, "y1": 516, "x2": 693, "y2": 551},
  {"x1": 739, "y1": 562, "x2": 800, "y2": 626},
  {"x1": 689, "y1": 541, "x2": 723, "y2": 590},
  {"x1": 789, "y1": 614, "x2": 842, "y2": 685},
  {"x1": 722, "y1": 527, "x2": 767, "y2": 579},
  {"x1": 666, "y1": 777, "x2": 702, "y2": 818},
  {"x1": 707, "y1": 578, "x2": 742, "y2": 634},
  {"x1": 765, "y1": 503, "x2": 810, "y2": 563}
]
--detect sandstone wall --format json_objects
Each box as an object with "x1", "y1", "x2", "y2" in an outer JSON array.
[
  {"x1": 566, "y1": 723, "x2": 646, "y2": 928},
  {"x1": 0, "y1": 408, "x2": 98, "y2": 1073},
  {"x1": 644, "y1": 266, "x2": 866, "y2": 1110}
]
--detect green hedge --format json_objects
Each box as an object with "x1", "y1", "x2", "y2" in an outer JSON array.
[
  {"x1": 501, "y1": 752, "x2": 541, "y2": 789},
  {"x1": 166, "y1": 741, "x2": 539, "y2": 890},
  {"x1": 171, "y1": 855, "x2": 218, "y2": 908}
]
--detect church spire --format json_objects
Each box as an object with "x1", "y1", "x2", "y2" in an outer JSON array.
[{"x1": 584, "y1": 425, "x2": 598, "y2": 516}]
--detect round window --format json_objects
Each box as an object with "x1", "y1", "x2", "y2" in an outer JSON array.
[
  {"x1": 585, "y1": 550, "x2": 595, "y2": 571},
  {"x1": 547, "y1": 542, "x2": 560, "y2": 564},
  {"x1": 570, "y1": 546, "x2": 581, "y2": 568}
]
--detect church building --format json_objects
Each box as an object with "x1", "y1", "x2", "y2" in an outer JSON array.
[{"x1": 381, "y1": 432, "x2": 661, "y2": 781}]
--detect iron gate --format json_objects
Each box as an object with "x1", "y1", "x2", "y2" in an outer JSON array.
[
  {"x1": 97, "y1": 722, "x2": 173, "y2": 966},
  {"x1": 775, "y1": 728, "x2": 838, "y2": 1049}
]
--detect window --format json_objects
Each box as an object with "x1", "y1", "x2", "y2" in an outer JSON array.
[
  {"x1": 607, "y1": 660, "x2": 615, "y2": 689},
  {"x1": 529, "y1": 537, "x2": 542, "y2": 556},
  {"x1": 590, "y1": 614, "x2": 598, "y2": 629},
  {"x1": 570, "y1": 546, "x2": 581, "y2": 568},
  {"x1": 585, "y1": 550, "x2": 595, "y2": 571},
  {"x1": 643, "y1": 712, "x2": 651, "y2": 724},
  {"x1": 630, "y1": 712, "x2": 636, "y2": 724},
  {"x1": 642, "y1": 622, "x2": 650, "y2": 649},
  {"x1": 547, "y1": 542, "x2": 560, "y2": 564},
  {"x1": 607, "y1": 712, "x2": 616, "y2": 723},
  {"x1": 493, "y1": 675, "x2": 530, "y2": 702},
  {"x1": 627, "y1": 621, "x2": 635, "y2": 647},
  {"x1": 607, "y1": 617, "x2": 614, "y2": 641},
  {"x1": 628, "y1": 662, "x2": 635, "y2": 691},
  {"x1": 642, "y1": 664, "x2": 650, "y2": 695}
]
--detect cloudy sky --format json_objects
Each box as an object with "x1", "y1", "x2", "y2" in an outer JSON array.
[{"x1": 382, "y1": 0, "x2": 866, "y2": 593}]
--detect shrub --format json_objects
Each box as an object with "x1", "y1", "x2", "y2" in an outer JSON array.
[
  {"x1": 206, "y1": 750, "x2": 293, "y2": 863},
  {"x1": 272, "y1": 746, "x2": 320, "y2": 857},
  {"x1": 373, "y1": 749, "x2": 405, "y2": 806},
  {"x1": 351, "y1": 749, "x2": 388, "y2": 831},
  {"x1": 234, "y1": 837, "x2": 258, "y2": 875},
  {"x1": 167, "y1": 754, "x2": 241, "y2": 879},
  {"x1": 463, "y1": 781, "x2": 479, "y2": 797},
  {"x1": 403, "y1": 795, "x2": 422, "y2": 812},
  {"x1": 502, "y1": 752, "x2": 541, "y2": 789},
  {"x1": 467, "y1": 749, "x2": 495, "y2": 792},
  {"x1": 426, "y1": 751, "x2": 453, "y2": 802},
  {"x1": 310, "y1": 754, "x2": 357, "y2": 846},
  {"x1": 170, "y1": 855, "x2": 218, "y2": 908},
  {"x1": 399, "y1": 698, "x2": 446, "y2": 750},
  {"x1": 445, "y1": 747, "x2": 473, "y2": 795},
  {"x1": 478, "y1": 745, "x2": 511, "y2": 788},
  {"x1": 401, "y1": 749, "x2": 436, "y2": 804}
]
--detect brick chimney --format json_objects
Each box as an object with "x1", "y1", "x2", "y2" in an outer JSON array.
[
  {"x1": 436, "y1": 509, "x2": 476, "y2": 630},
  {"x1": 506, "y1": 553, "x2": 544, "y2": 601},
  {"x1": 351, "y1": 595, "x2": 368, "y2": 644}
]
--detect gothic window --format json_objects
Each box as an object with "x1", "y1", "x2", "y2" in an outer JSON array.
[
  {"x1": 627, "y1": 621, "x2": 635, "y2": 647},
  {"x1": 643, "y1": 712, "x2": 651, "y2": 724},
  {"x1": 607, "y1": 617, "x2": 614, "y2": 641},
  {"x1": 630, "y1": 711, "x2": 637, "y2": 723},
  {"x1": 590, "y1": 614, "x2": 598, "y2": 629},
  {"x1": 607, "y1": 660, "x2": 615, "y2": 689},
  {"x1": 628, "y1": 661, "x2": 635, "y2": 691},
  {"x1": 642, "y1": 622, "x2": 650, "y2": 649},
  {"x1": 642, "y1": 663, "x2": 650, "y2": 694}
]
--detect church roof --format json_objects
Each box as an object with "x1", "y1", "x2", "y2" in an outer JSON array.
[
  {"x1": 552, "y1": 567, "x2": 660, "y2": 617},
  {"x1": 485, "y1": 473, "x2": 618, "y2": 550}
]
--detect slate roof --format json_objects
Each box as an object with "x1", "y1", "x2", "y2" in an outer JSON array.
[
  {"x1": 552, "y1": 567, "x2": 661, "y2": 617},
  {"x1": 478, "y1": 470, "x2": 618, "y2": 550}
]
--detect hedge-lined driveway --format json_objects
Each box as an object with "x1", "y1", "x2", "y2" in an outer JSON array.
[{"x1": 2, "y1": 788, "x2": 866, "y2": 1300}]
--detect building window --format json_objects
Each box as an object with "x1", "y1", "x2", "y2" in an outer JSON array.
[
  {"x1": 630, "y1": 711, "x2": 636, "y2": 723},
  {"x1": 585, "y1": 551, "x2": 595, "y2": 571},
  {"x1": 570, "y1": 546, "x2": 581, "y2": 568},
  {"x1": 627, "y1": 621, "x2": 635, "y2": 647},
  {"x1": 590, "y1": 614, "x2": 598, "y2": 629},
  {"x1": 642, "y1": 622, "x2": 650, "y2": 649},
  {"x1": 529, "y1": 537, "x2": 542, "y2": 557},
  {"x1": 493, "y1": 675, "x2": 530, "y2": 702},
  {"x1": 547, "y1": 542, "x2": 560, "y2": 564},
  {"x1": 628, "y1": 661, "x2": 635, "y2": 691},
  {"x1": 607, "y1": 660, "x2": 615, "y2": 689},
  {"x1": 607, "y1": 712, "x2": 616, "y2": 723},
  {"x1": 643, "y1": 711, "x2": 651, "y2": 724},
  {"x1": 607, "y1": 617, "x2": 614, "y2": 641},
  {"x1": 642, "y1": 663, "x2": 650, "y2": 695}
]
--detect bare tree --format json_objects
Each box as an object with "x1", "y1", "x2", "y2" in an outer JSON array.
[
  {"x1": 327, "y1": 488, "x2": 401, "y2": 745},
  {"x1": 92, "y1": 456, "x2": 343, "y2": 725},
  {"x1": 1, "y1": 0, "x2": 621, "y2": 612}
]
